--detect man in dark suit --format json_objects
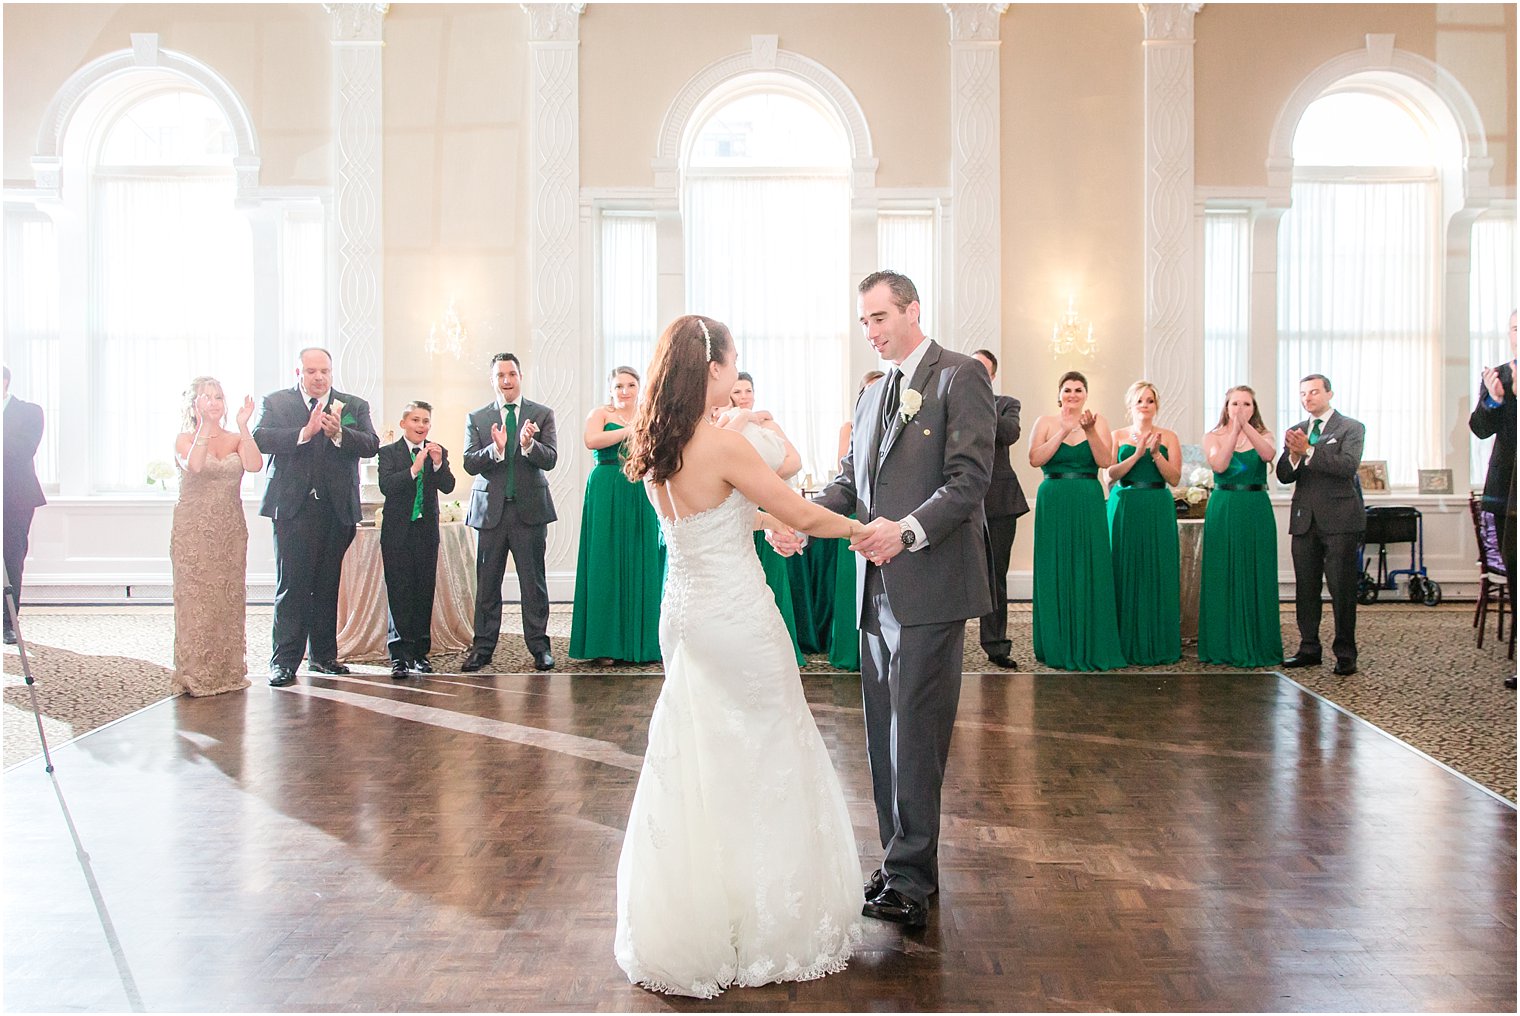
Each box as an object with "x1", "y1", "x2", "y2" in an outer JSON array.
[
  {"x1": 3, "y1": 366, "x2": 46, "y2": 645},
  {"x1": 795, "y1": 270, "x2": 994, "y2": 927},
  {"x1": 377, "y1": 401, "x2": 456, "y2": 679},
  {"x1": 461, "y1": 353, "x2": 558, "y2": 673},
  {"x1": 1275, "y1": 373, "x2": 1365, "y2": 677},
  {"x1": 253, "y1": 347, "x2": 380, "y2": 686},
  {"x1": 971, "y1": 349, "x2": 1029, "y2": 670}
]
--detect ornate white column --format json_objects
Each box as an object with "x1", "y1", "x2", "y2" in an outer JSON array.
[
  {"x1": 944, "y1": 4, "x2": 1007, "y2": 354},
  {"x1": 1141, "y1": 3, "x2": 1203, "y2": 438},
  {"x1": 325, "y1": 3, "x2": 387, "y2": 407},
  {"x1": 522, "y1": 3, "x2": 585, "y2": 583}
]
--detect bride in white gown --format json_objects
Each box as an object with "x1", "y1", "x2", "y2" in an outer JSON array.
[{"x1": 614, "y1": 314, "x2": 867, "y2": 998}]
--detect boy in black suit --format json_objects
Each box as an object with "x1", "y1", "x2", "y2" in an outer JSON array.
[{"x1": 378, "y1": 401, "x2": 456, "y2": 678}]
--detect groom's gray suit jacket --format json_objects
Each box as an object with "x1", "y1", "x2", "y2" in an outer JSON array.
[{"x1": 816, "y1": 339, "x2": 995, "y2": 624}]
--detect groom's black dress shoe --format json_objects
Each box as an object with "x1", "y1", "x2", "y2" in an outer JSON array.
[
  {"x1": 864, "y1": 868, "x2": 886, "y2": 901},
  {"x1": 460, "y1": 651, "x2": 492, "y2": 673},
  {"x1": 308, "y1": 659, "x2": 351, "y2": 676},
  {"x1": 268, "y1": 666, "x2": 297, "y2": 688},
  {"x1": 987, "y1": 653, "x2": 1019, "y2": 670},
  {"x1": 533, "y1": 651, "x2": 556, "y2": 671},
  {"x1": 1332, "y1": 658, "x2": 1357, "y2": 676},
  {"x1": 1281, "y1": 654, "x2": 1322, "y2": 669},
  {"x1": 862, "y1": 887, "x2": 927, "y2": 928}
]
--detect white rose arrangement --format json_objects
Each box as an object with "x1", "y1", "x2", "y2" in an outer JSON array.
[
  {"x1": 899, "y1": 388, "x2": 923, "y2": 423},
  {"x1": 1174, "y1": 466, "x2": 1215, "y2": 512},
  {"x1": 439, "y1": 500, "x2": 464, "y2": 524},
  {"x1": 146, "y1": 460, "x2": 175, "y2": 490}
]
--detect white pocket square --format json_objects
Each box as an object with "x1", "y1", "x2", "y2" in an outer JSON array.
[{"x1": 1324, "y1": 437, "x2": 1338, "y2": 444}]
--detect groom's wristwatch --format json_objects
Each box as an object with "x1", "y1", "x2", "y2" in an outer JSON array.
[{"x1": 898, "y1": 521, "x2": 916, "y2": 549}]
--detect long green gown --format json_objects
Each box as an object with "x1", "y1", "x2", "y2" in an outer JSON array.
[
  {"x1": 1031, "y1": 441, "x2": 1127, "y2": 671},
  {"x1": 1197, "y1": 449, "x2": 1283, "y2": 667},
  {"x1": 1108, "y1": 444, "x2": 1182, "y2": 665},
  {"x1": 754, "y1": 532, "x2": 806, "y2": 666},
  {"x1": 828, "y1": 529, "x2": 861, "y2": 671},
  {"x1": 568, "y1": 423, "x2": 664, "y2": 662}
]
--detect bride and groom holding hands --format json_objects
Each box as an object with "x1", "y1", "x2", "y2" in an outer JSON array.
[{"x1": 614, "y1": 271, "x2": 996, "y2": 997}]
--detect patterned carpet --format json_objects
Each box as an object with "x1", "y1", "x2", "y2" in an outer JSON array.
[{"x1": 4, "y1": 602, "x2": 1515, "y2": 800}]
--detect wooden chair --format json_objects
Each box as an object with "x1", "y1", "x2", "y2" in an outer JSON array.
[{"x1": 1469, "y1": 493, "x2": 1509, "y2": 649}]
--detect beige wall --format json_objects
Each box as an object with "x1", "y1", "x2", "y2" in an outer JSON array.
[
  {"x1": 3, "y1": 3, "x2": 330, "y2": 187},
  {"x1": 1196, "y1": 3, "x2": 1516, "y2": 189},
  {"x1": 381, "y1": 3, "x2": 530, "y2": 454},
  {"x1": 1001, "y1": 4, "x2": 1146, "y2": 571},
  {"x1": 580, "y1": 3, "x2": 951, "y2": 189}
]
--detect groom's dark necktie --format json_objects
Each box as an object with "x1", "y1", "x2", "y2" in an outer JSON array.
[{"x1": 879, "y1": 368, "x2": 902, "y2": 435}]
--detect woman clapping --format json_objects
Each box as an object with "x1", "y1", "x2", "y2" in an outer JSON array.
[
  {"x1": 170, "y1": 377, "x2": 262, "y2": 696},
  {"x1": 1106, "y1": 381, "x2": 1182, "y2": 665},
  {"x1": 1028, "y1": 371, "x2": 1125, "y2": 671}
]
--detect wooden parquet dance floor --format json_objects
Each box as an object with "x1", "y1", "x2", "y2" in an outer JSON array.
[{"x1": 4, "y1": 668, "x2": 1515, "y2": 1012}]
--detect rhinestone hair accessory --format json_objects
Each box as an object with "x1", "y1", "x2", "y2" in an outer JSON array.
[{"x1": 697, "y1": 318, "x2": 713, "y2": 361}]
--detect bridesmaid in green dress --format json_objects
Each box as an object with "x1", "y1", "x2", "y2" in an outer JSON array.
[
  {"x1": 1197, "y1": 385, "x2": 1283, "y2": 667},
  {"x1": 569, "y1": 367, "x2": 665, "y2": 664},
  {"x1": 1106, "y1": 381, "x2": 1183, "y2": 665},
  {"x1": 1028, "y1": 371, "x2": 1127, "y2": 671},
  {"x1": 728, "y1": 373, "x2": 805, "y2": 667}
]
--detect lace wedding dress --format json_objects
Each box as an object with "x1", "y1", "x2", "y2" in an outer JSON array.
[{"x1": 614, "y1": 425, "x2": 863, "y2": 998}]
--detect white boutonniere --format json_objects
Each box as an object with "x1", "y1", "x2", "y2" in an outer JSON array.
[{"x1": 900, "y1": 388, "x2": 923, "y2": 423}]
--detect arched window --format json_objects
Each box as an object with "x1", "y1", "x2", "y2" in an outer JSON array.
[
  {"x1": 682, "y1": 80, "x2": 851, "y2": 482},
  {"x1": 89, "y1": 86, "x2": 254, "y2": 491},
  {"x1": 1278, "y1": 86, "x2": 1448, "y2": 488}
]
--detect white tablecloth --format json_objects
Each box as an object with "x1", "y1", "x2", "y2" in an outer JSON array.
[{"x1": 336, "y1": 522, "x2": 477, "y2": 660}]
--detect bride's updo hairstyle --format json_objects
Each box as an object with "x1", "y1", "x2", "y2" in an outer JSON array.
[{"x1": 624, "y1": 314, "x2": 734, "y2": 485}]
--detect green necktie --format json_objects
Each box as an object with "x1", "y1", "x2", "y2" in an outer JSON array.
[
  {"x1": 409, "y1": 446, "x2": 424, "y2": 521},
  {"x1": 1309, "y1": 418, "x2": 1323, "y2": 446},
  {"x1": 504, "y1": 403, "x2": 518, "y2": 499}
]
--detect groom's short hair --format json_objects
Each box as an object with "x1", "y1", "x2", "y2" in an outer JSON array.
[{"x1": 859, "y1": 270, "x2": 919, "y2": 312}]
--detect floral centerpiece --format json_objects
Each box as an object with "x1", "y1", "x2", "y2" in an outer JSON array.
[
  {"x1": 374, "y1": 499, "x2": 464, "y2": 528},
  {"x1": 146, "y1": 460, "x2": 175, "y2": 491},
  {"x1": 1174, "y1": 467, "x2": 1214, "y2": 519}
]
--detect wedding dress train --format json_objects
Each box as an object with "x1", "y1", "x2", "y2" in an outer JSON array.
[{"x1": 614, "y1": 428, "x2": 862, "y2": 997}]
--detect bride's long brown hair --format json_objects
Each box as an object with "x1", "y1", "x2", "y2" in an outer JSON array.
[{"x1": 623, "y1": 314, "x2": 734, "y2": 485}]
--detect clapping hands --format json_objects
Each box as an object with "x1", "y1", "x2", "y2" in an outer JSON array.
[
  {"x1": 1483, "y1": 366, "x2": 1507, "y2": 403},
  {"x1": 1283, "y1": 427, "x2": 1310, "y2": 456},
  {"x1": 427, "y1": 442, "x2": 444, "y2": 467},
  {"x1": 235, "y1": 395, "x2": 255, "y2": 430}
]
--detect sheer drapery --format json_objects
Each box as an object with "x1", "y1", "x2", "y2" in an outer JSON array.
[
  {"x1": 3, "y1": 211, "x2": 61, "y2": 485},
  {"x1": 1202, "y1": 210, "x2": 1251, "y2": 432},
  {"x1": 1469, "y1": 213, "x2": 1515, "y2": 484},
  {"x1": 686, "y1": 174, "x2": 849, "y2": 483},
  {"x1": 877, "y1": 209, "x2": 937, "y2": 345},
  {"x1": 1277, "y1": 177, "x2": 1439, "y2": 487},
  {"x1": 600, "y1": 213, "x2": 659, "y2": 382},
  {"x1": 94, "y1": 172, "x2": 254, "y2": 491}
]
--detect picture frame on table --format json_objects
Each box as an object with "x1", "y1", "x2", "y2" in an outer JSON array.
[
  {"x1": 1417, "y1": 468, "x2": 1454, "y2": 495},
  {"x1": 1357, "y1": 460, "x2": 1390, "y2": 493}
]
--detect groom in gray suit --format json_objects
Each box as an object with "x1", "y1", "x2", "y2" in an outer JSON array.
[
  {"x1": 784, "y1": 270, "x2": 995, "y2": 927},
  {"x1": 1275, "y1": 373, "x2": 1366, "y2": 676}
]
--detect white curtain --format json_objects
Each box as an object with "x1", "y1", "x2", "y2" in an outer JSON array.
[
  {"x1": 1202, "y1": 210, "x2": 1251, "y2": 433},
  {"x1": 877, "y1": 209, "x2": 937, "y2": 345},
  {"x1": 94, "y1": 172, "x2": 254, "y2": 491},
  {"x1": 686, "y1": 174, "x2": 849, "y2": 483},
  {"x1": 3, "y1": 211, "x2": 61, "y2": 485},
  {"x1": 600, "y1": 213, "x2": 659, "y2": 384},
  {"x1": 1278, "y1": 177, "x2": 1439, "y2": 488},
  {"x1": 280, "y1": 212, "x2": 326, "y2": 369},
  {"x1": 1469, "y1": 213, "x2": 1515, "y2": 486}
]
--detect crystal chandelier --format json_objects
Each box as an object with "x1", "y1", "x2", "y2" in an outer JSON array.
[
  {"x1": 1050, "y1": 295, "x2": 1096, "y2": 359},
  {"x1": 426, "y1": 299, "x2": 468, "y2": 359}
]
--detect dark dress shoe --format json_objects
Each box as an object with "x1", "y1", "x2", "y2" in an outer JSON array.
[
  {"x1": 862, "y1": 887, "x2": 927, "y2": 927},
  {"x1": 308, "y1": 659, "x2": 351, "y2": 676},
  {"x1": 1505, "y1": 676, "x2": 1516, "y2": 690},
  {"x1": 987, "y1": 653, "x2": 1019, "y2": 670},
  {"x1": 1281, "y1": 654, "x2": 1322, "y2": 669},
  {"x1": 390, "y1": 660, "x2": 409, "y2": 680},
  {"x1": 268, "y1": 666, "x2": 297, "y2": 688},
  {"x1": 460, "y1": 651, "x2": 492, "y2": 673},
  {"x1": 1332, "y1": 659, "x2": 1357, "y2": 676},
  {"x1": 411, "y1": 657, "x2": 433, "y2": 674},
  {"x1": 533, "y1": 651, "x2": 556, "y2": 672},
  {"x1": 864, "y1": 868, "x2": 886, "y2": 901},
  {"x1": 3, "y1": 629, "x2": 15, "y2": 645}
]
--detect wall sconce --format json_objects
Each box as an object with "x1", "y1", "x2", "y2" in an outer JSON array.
[
  {"x1": 426, "y1": 299, "x2": 468, "y2": 359},
  {"x1": 1050, "y1": 295, "x2": 1097, "y2": 359}
]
